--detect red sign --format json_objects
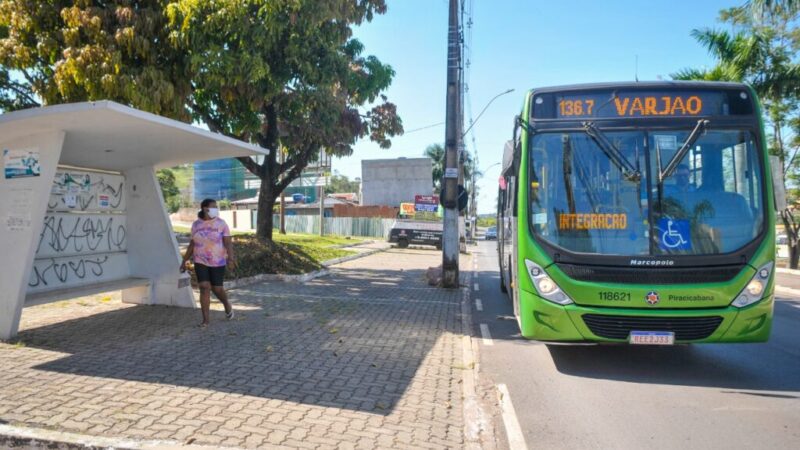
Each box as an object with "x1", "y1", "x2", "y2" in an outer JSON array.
[{"x1": 415, "y1": 194, "x2": 439, "y2": 205}]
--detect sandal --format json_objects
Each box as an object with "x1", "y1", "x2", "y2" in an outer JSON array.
[{"x1": 226, "y1": 310, "x2": 234, "y2": 320}]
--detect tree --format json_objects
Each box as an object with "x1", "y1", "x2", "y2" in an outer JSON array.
[
  {"x1": 424, "y1": 143, "x2": 480, "y2": 195},
  {"x1": 673, "y1": 0, "x2": 800, "y2": 266},
  {"x1": 167, "y1": 1, "x2": 402, "y2": 240},
  {"x1": 424, "y1": 143, "x2": 445, "y2": 193},
  {"x1": 325, "y1": 171, "x2": 360, "y2": 195},
  {"x1": 1, "y1": 1, "x2": 402, "y2": 242},
  {"x1": 157, "y1": 168, "x2": 182, "y2": 213},
  {"x1": 0, "y1": 1, "x2": 190, "y2": 118}
]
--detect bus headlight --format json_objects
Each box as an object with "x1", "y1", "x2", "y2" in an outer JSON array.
[
  {"x1": 525, "y1": 259, "x2": 574, "y2": 305},
  {"x1": 732, "y1": 261, "x2": 773, "y2": 308}
]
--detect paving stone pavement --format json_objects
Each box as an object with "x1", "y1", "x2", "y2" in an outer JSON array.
[{"x1": 0, "y1": 248, "x2": 475, "y2": 449}]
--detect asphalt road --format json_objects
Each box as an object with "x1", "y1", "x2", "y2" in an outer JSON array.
[{"x1": 470, "y1": 240, "x2": 800, "y2": 450}]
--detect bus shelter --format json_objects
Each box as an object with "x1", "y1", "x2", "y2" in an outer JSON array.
[{"x1": 0, "y1": 101, "x2": 268, "y2": 339}]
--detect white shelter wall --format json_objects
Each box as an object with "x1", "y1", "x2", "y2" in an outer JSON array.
[
  {"x1": 123, "y1": 166, "x2": 194, "y2": 307},
  {"x1": 0, "y1": 131, "x2": 65, "y2": 340}
]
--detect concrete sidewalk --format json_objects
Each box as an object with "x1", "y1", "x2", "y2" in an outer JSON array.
[{"x1": 0, "y1": 248, "x2": 490, "y2": 449}]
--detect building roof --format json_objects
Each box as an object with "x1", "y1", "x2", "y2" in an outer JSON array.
[{"x1": 0, "y1": 101, "x2": 268, "y2": 171}]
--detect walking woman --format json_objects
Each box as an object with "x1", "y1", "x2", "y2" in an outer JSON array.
[{"x1": 180, "y1": 198, "x2": 237, "y2": 327}]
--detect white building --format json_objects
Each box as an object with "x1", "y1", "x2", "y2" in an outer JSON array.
[{"x1": 360, "y1": 157, "x2": 433, "y2": 207}]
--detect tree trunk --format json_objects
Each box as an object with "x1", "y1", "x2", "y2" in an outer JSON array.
[
  {"x1": 781, "y1": 210, "x2": 800, "y2": 270},
  {"x1": 256, "y1": 179, "x2": 277, "y2": 241}
]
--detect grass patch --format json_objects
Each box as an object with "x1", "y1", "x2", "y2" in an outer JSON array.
[{"x1": 183, "y1": 233, "x2": 356, "y2": 281}]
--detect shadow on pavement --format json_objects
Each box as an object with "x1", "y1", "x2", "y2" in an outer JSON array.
[
  {"x1": 546, "y1": 334, "x2": 800, "y2": 392},
  {"x1": 15, "y1": 264, "x2": 463, "y2": 415}
]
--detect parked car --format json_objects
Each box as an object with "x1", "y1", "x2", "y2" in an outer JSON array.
[{"x1": 485, "y1": 226, "x2": 497, "y2": 240}]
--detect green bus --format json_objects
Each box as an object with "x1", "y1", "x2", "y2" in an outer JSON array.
[{"x1": 497, "y1": 81, "x2": 785, "y2": 344}]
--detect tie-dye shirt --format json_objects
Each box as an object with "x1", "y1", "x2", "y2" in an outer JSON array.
[{"x1": 191, "y1": 217, "x2": 231, "y2": 267}]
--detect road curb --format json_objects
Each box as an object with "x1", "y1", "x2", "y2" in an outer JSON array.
[
  {"x1": 225, "y1": 246, "x2": 387, "y2": 290},
  {"x1": 321, "y1": 246, "x2": 386, "y2": 267},
  {"x1": 0, "y1": 423, "x2": 241, "y2": 450},
  {"x1": 460, "y1": 255, "x2": 498, "y2": 449},
  {"x1": 776, "y1": 267, "x2": 800, "y2": 276}
]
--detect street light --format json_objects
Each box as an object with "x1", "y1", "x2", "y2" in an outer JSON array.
[{"x1": 462, "y1": 88, "x2": 514, "y2": 138}]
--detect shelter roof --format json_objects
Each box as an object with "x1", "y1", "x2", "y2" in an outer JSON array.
[{"x1": 0, "y1": 101, "x2": 267, "y2": 171}]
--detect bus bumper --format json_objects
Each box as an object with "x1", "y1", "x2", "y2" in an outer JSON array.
[{"x1": 518, "y1": 288, "x2": 774, "y2": 343}]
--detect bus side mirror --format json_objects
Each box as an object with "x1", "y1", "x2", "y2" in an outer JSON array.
[{"x1": 770, "y1": 155, "x2": 787, "y2": 211}]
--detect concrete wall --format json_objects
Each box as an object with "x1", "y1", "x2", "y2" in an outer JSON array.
[
  {"x1": 124, "y1": 166, "x2": 194, "y2": 307},
  {"x1": 0, "y1": 131, "x2": 65, "y2": 340},
  {"x1": 28, "y1": 170, "x2": 129, "y2": 294},
  {"x1": 0, "y1": 134, "x2": 195, "y2": 340},
  {"x1": 360, "y1": 158, "x2": 433, "y2": 207}
]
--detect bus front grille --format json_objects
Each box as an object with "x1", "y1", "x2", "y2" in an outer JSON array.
[
  {"x1": 582, "y1": 314, "x2": 724, "y2": 341},
  {"x1": 556, "y1": 263, "x2": 744, "y2": 284}
]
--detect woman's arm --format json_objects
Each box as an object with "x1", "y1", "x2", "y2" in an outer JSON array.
[
  {"x1": 223, "y1": 236, "x2": 236, "y2": 269},
  {"x1": 180, "y1": 241, "x2": 194, "y2": 272}
]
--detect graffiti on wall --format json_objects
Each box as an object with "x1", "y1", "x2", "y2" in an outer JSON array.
[
  {"x1": 28, "y1": 253, "x2": 129, "y2": 291},
  {"x1": 27, "y1": 169, "x2": 129, "y2": 294},
  {"x1": 35, "y1": 214, "x2": 126, "y2": 258}
]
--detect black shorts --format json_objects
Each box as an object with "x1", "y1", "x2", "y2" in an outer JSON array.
[{"x1": 194, "y1": 263, "x2": 225, "y2": 287}]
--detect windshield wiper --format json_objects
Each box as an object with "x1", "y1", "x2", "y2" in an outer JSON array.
[
  {"x1": 660, "y1": 119, "x2": 710, "y2": 182},
  {"x1": 582, "y1": 122, "x2": 641, "y2": 182}
]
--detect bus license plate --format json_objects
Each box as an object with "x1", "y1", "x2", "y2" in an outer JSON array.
[{"x1": 629, "y1": 331, "x2": 675, "y2": 345}]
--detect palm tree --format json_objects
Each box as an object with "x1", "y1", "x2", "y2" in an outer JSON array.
[
  {"x1": 673, "y1": 1, "x2": 800, "y2": 266},
  {"x1": 424, "y1": 143, "x2": 481, "y2": 195},
  {"x1": 424, "y1": 144, "x2": 445, "y2": 193}
]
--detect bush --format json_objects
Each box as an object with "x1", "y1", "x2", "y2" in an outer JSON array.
[
  {"x1": 165, "y1": 196, "x2": 182, "y2": 214},
  {"x1": 185, "y1": 235, "x2": 353, "y2": 284}
]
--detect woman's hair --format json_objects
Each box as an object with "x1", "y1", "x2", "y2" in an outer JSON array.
[{"x1": 198, "y1": 198, "x2": 216, "y2": 219}]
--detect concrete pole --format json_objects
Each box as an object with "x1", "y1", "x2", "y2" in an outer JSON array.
[
  {"x1": 441, "y1": 0, "x2": 460, "y2": 288},
  {"x1": 279, "y1": 146, "x2": 286, "y2": 234},
  {"x1": 319, "y1": 148, "x2": 325, "y2": 237}
]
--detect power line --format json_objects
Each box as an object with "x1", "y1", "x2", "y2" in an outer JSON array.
[{"x1": 403, "y1": 121, "x2": 445, "y2": 134}]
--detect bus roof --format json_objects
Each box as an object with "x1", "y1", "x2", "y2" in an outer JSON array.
[{"x1": 527, "y1": 80, "x2": 751, "y2": 95}]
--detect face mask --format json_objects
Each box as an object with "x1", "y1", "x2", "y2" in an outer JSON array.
[{"x1": 207, "y1": 208, "x2": 219, "y2": 219}]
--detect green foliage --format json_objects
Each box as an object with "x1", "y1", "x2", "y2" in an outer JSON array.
[
  {"x1": 183, "y1": 234, "x2": 355, "y2": 280},
  {"x1": 0, "y1": 1, "x2": 191, "y2": 118},
  {"x1": 1, "y1": 0, "x2": 402, "y2": 242},
  {"x1": 424, "y1": 143, "x2": 480, "y2": 195},
  {"x1": 157, "y1": 168, "x2": 182, "y2": 213},
  {"x1": 425, "y1": 143, "x2": 445, "y2": 193},
  {"x1": 165, "y1": 196, "x2": 182, "y2": 214},
  {"x1": 325, "y1": 171, "x2": 360, "y2": 194},
  {"x1": 676, "y1": 0, "x2": 800, "y2": 266},
  {"x1": 477, "y1": 216, "x2": 497, "y2": 228},
  {"x1": 170, "y1": 164, "x2": 194, "y2": 192},
  {"x1": 673, "y1": 1, "x2": 800, "y2": 188},
  {"x1": 166, "y1": 0, "x2": 403, "y2": 240},
  {"x1": 157, "y1": 168, "x2": 180, "y2": 198}
]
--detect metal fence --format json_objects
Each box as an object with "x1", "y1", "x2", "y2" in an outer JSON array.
[{"x1": 271, "y1": 215, "x2": 394, "y2": 239}]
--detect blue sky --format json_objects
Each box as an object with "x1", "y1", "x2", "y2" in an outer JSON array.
[{"x1": 338, "y1": 0, "x2": 740, "y2": 214}]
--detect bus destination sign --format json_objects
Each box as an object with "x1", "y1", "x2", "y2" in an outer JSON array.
[{"x1": 539, "y1": 90, "x2": 740, "y2": 119}]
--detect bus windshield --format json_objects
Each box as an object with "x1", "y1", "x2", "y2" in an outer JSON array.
[{"x1": 529, "y1": 128, "x2": 765, "y2": 256}]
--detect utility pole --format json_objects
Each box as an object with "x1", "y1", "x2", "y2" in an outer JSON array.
[
  {"x1": 279, "y1": 146, "x2": 286, "y2": 234},
  {"x1": 319, "y1": 148, "x2": 325, "y2": 237},
  {"x1": 441, "y1": 0, "x2": 461, "y2": 288}
]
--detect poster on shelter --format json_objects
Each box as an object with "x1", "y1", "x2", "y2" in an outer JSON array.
[
  {"x1": 3, "y1": 148, "x2": 41, "y2": 179},
  {"x1": 51, "y1": 172, "x2": 92, "y2": 194}
]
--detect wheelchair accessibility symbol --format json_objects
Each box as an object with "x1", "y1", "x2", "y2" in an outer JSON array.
[{"x1": 658, "y1": 218, "x2": 691, "y2": 251}]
